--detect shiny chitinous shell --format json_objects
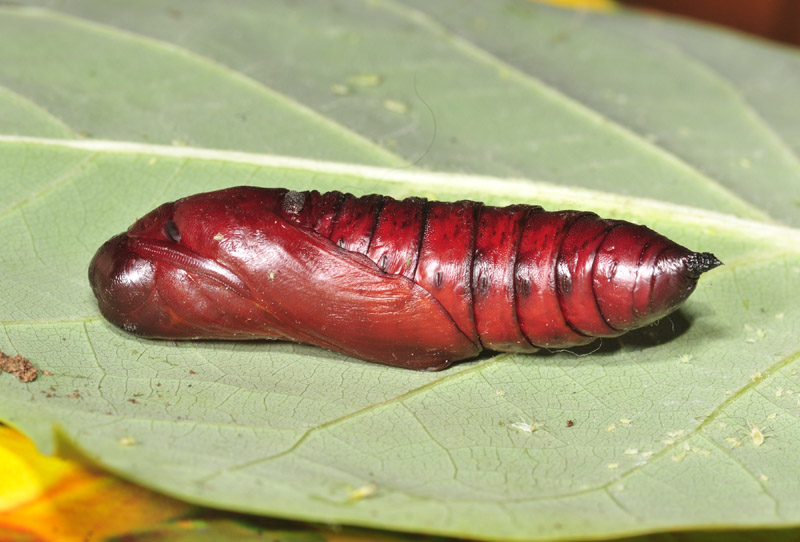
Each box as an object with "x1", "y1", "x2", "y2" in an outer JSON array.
[{"x1": 89, "y1": 187, "x2": 721, "y2": 370}]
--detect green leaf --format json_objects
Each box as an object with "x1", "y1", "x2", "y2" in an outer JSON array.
[{"x1": 1, "y1": 2, "x2": 799, "y2": 541}]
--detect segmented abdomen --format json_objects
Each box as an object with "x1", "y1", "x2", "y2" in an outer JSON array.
[{"x1": 271, "y1": 188, "x2": 665, "y2": 352}]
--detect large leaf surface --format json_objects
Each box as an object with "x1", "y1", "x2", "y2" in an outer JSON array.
[
  {"x1": 7, "y1": 0, "x2": 800, "y2": 224},
  {"x1": 1, "y1": 2, "x2": 799, "y2": 541}
]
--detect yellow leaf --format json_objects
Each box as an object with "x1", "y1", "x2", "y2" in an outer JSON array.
[
  {"x1": 529, "y1": 0, "x2": 616, "y2": 11},
  {"x1": 0, "y1": 426, "x2": 191, "y2": 542}
]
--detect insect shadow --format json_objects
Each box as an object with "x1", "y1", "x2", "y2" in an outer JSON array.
[{"x1": 534, "y1": 309, "x2": 696, "y2": 360}]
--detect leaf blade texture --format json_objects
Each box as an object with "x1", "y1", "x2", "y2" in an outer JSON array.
[{"x1": 1, "y1": 2, "x2": 800, "y2": 541}]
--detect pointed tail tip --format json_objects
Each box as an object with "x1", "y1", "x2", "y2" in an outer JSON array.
[{"x1": 687, "y1": 252, "x2": 723, "y2": 278}]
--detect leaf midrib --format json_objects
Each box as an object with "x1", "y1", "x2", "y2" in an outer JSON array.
[{"x1": 1, "y1": 135, "x2": 798, "y2": 248}]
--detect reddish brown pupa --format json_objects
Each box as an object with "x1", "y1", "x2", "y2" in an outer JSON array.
[{"x1": 89, "y1": 187, "x2": 720, "y2": 370}]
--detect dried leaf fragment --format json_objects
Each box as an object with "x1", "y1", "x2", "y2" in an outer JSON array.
[{"x1": 0, "y1": 350, "x2": 37, "y2": 382}]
